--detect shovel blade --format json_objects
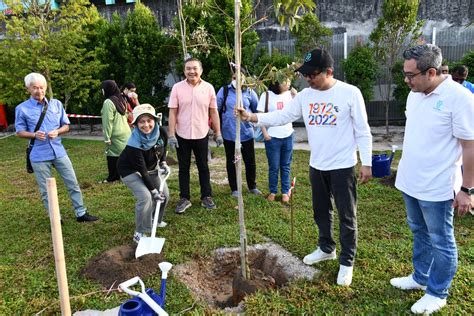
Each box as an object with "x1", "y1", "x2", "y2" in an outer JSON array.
[{"x1": 135, "y1": 237, "x2": 166, "y2": 258}]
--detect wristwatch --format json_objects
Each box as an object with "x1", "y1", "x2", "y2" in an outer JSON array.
[{"x1": 460, "y1": 186, "x2": 474, "y2": 196}]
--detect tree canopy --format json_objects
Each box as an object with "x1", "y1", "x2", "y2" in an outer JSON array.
[
  {"x1": 175, "y1": 0, "x2": 260, "y2": 88},
  {"x1": 290, "y1": 12, "x2": 332, "y2": 57},
  {"x1": 0, "y1": 0, "x2": 102, "y2": 113},
  {"x1": 369, "y1": 0, "x2": 424, "y2": 134}
]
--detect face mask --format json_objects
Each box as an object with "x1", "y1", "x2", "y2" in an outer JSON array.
[{"x1": 231, "y1": 80, "x2": 237, "y2": 88}]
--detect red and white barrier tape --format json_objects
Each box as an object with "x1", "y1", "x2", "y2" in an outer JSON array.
[{"x1": 67, "y1": 114, "x2": 101, "y2": 118}]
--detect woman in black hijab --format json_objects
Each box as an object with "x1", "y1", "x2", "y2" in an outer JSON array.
[{"x1": 100, "y1": 80, "x2": 131, "y2": 183}]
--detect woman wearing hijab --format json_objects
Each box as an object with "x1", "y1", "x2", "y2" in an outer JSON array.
[
  {"x1": 121, "y1": 82, "x2": 140, "y2": 127},
  {"x1": 100, "y1": 80, "x2": 131, "y2": 183},
  {"x1": 117, "y1": 104, "x2": 170, "y2": 243}
]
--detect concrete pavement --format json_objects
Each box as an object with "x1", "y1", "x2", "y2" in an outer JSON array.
[{"x1": 62, "y1": 125, "x2": 404, "y2": 152}]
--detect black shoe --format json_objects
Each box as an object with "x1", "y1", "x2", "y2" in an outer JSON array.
[{"x1": 76, "y1": 213, "x2": 99, "y2": 222}]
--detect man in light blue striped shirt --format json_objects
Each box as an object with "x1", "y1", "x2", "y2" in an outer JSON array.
[{"x1": 15, "y1": 73, "x2": 99, "y2": 223}]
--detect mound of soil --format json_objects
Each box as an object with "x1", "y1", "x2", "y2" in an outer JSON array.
[{"x1": 81, "y1": 244, "x2": 164, "y2": 289}]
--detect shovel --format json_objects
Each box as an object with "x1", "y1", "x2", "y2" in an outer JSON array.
[
  {"x1": 135, "y1": 168, "x2": 170, "y2": 258},
  {"x1": 119, "y1": 276, "x2": 169, "y2": 316}
]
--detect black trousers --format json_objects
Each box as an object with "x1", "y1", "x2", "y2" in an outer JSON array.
[
  {"x1": 223, "y1": 138, "x2": 257, "y2": 192},
  {"x1": 176, "y1": 134, "x2": 212, "y2": 200},
  {"x1": 106, "y1": 156, "x2": 120, "y2": 182},
  {"x1": 309, "y1": 166, "x2": 357, "y2": 266}
]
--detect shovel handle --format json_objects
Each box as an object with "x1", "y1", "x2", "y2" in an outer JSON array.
[
  {"x1": 138, "y1": 292, "x2": 169, "y2": 316},
  {"x1": 150, "y1": 168, "x2": 170, "y2": 238},
  {"x1": 158, "y1": 168, "x2": 170, "y2": 192},
  {"x1": 119, "y1": 276, "x2": 145, "y2": 296}
]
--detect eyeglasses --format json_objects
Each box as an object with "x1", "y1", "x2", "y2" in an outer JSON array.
[
  {"x1": 303, "y1": 70, "x2": 322, "y2": 79},
  {"x1": 402, "y1": 67, "x2": 432, "y2": 81}
]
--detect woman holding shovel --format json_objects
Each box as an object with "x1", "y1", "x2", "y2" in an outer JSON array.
[{"x1": 117, "y1": 104, "x2": 170, "y2": 244}]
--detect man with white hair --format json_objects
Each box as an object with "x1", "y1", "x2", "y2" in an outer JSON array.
[{"x1": 15, "y1": 72, "x2": 99, "y2": 222}]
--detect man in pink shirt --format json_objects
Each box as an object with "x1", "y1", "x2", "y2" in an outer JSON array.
[{"x1": 168, "y1": 57, "x2": 223, "y2": 213}]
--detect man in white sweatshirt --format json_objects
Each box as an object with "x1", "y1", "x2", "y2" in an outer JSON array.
[{"x1": 237, "y1": 48, "x2": 372, "y2": 286}]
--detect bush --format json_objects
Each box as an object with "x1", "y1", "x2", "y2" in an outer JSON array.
[
  {"x1": 342, "y1": 44, "x2": 378, "y2": 103},
  {"x1": 460, "y1": 50, "x2": 474, "y2": 82},
  {"x1": 392, "y1": 60, "x2": 410, "y2": 102}
]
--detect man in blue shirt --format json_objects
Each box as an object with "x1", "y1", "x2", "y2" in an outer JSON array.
[
  {"x1": 216, "y1": 71, "x2": 262, "y2": 197},
  {"x1": 451, "y1": 65, "x2": 474, "y2": 93},
  {"x1": 15, "y1": 73, "x2": 99, "y2": 222}
]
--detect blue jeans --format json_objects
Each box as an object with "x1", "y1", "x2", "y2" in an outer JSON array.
[
  {"x1": 32, "y1": 155, "x2": 87, "y2": 217},
  {"x1": 402, "y1": 193, "x2": 458, "y2": 299},
  {"x1": 264, "y1": 134, "x2": 293, "y2": 194}
]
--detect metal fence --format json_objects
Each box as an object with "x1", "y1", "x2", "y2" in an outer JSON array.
[
  {"x1": 257, "y1": 26, "x2": 474, "y2": 81},
  {"x1": 257, "y1": 26, "x2": 474, "y2": 123}
]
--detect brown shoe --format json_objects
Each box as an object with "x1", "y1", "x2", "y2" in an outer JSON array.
[
  {"x1": 267, "y1": 193, "x2": 276, "y2": 201},
  {"x1": 282, "y1": 193, "x2": 290, "y2": 203}
]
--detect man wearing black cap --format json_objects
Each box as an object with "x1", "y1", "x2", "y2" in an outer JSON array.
[{"x1": 236, "y1": 48, "x2": 372, "y2": 286}]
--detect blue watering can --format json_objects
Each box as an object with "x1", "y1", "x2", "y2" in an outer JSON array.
[
  {"x1": 119, "y1": 262, "x2": 172, "y2": 316},
  {"x1": 372, "y1": 145, "x2": 398, "y2": 178}
]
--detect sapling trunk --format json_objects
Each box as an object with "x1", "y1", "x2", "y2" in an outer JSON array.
[{"x1": 234, "y1": 0, "x2": 250, "y2": 280}]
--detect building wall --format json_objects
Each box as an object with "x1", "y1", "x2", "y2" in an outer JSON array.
[{"x1": 92, "y1": 0, "x2": 474, "y2": 41}]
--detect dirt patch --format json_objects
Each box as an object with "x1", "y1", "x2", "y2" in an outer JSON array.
[
  {"x1": 80, "y1": 244, "x2": 164, "y2": 289},
  {"x1": 378, "y1": 171, "x2": 396, "y2": 188},
  {"x1": 173, "y1": 242, "x2": 318, "y2": 312},
  {"x1": 208, "y1": 155, "x2": 228, "y2": 186}
]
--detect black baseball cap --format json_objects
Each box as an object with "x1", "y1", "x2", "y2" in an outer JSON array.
[{"x1": 296, "y1": 48, "x2": 334, "y2": 75}]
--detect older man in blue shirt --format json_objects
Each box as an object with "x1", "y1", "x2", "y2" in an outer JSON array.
[
  {"x1": 15, "y1": 73, "x2": 98, "y2": 222},
  {"x1": 216, "y1": 72, "x2": 262, "y2": 197}
]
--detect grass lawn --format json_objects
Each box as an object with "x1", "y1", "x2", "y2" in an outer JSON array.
[{"x1": 0, "y1": 136, "x2": 472, "y2": 314}]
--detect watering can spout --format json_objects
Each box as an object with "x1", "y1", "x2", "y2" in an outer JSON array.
[
  {"x1": 159, "y1": 262, "x2": 172, "y2": 279},
  {"x1": 389, "y1": 145, "x2": 398, "y2": 163},
  {"x1": 158, "y1": 262, "x2": 173, "y2": 305}
]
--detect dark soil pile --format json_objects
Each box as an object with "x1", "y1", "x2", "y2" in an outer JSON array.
[{"x1": 81, "y1": 244, "x2": 164, "y2": 289}]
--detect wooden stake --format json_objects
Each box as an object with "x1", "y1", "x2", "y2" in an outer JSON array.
[
  {"x1": 290, "y1": 177, "x2": 296, "y2": 242},
  {"x1": 47, "y1": 178, "x2": 71, "y2": 316}
]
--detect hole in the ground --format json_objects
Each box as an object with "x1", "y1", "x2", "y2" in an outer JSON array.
[{"x1": 173, "y1": 242, "x2": 318, "y2": 311}]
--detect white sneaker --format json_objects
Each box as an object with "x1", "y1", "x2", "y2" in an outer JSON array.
[
  {"x1": 390, "y1": 274, "x2": 427, "y2": 290},
  {"x1": 337, "y1": 265, "x2": 353, "y2": 286},
  {"x1": 303, "y1": 247, "x2": 336, "y2": 265},
  {"x1": 157, "y1": 221, "x2": 167, "y2": 228},
  {"x1": 411, "y1": 294, "x2": 446, "y2": 314}
]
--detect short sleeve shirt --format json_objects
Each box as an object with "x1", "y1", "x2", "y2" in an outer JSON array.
[
  {"x1": 168, "y1": 79, "x2": 217, "y2": 140},
  {"x1": 395, "y1": 77, "x2": 474, "y2": 201},
  {"x1": 15, "y1": 97, "x2": 70, "y2": 162}
]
